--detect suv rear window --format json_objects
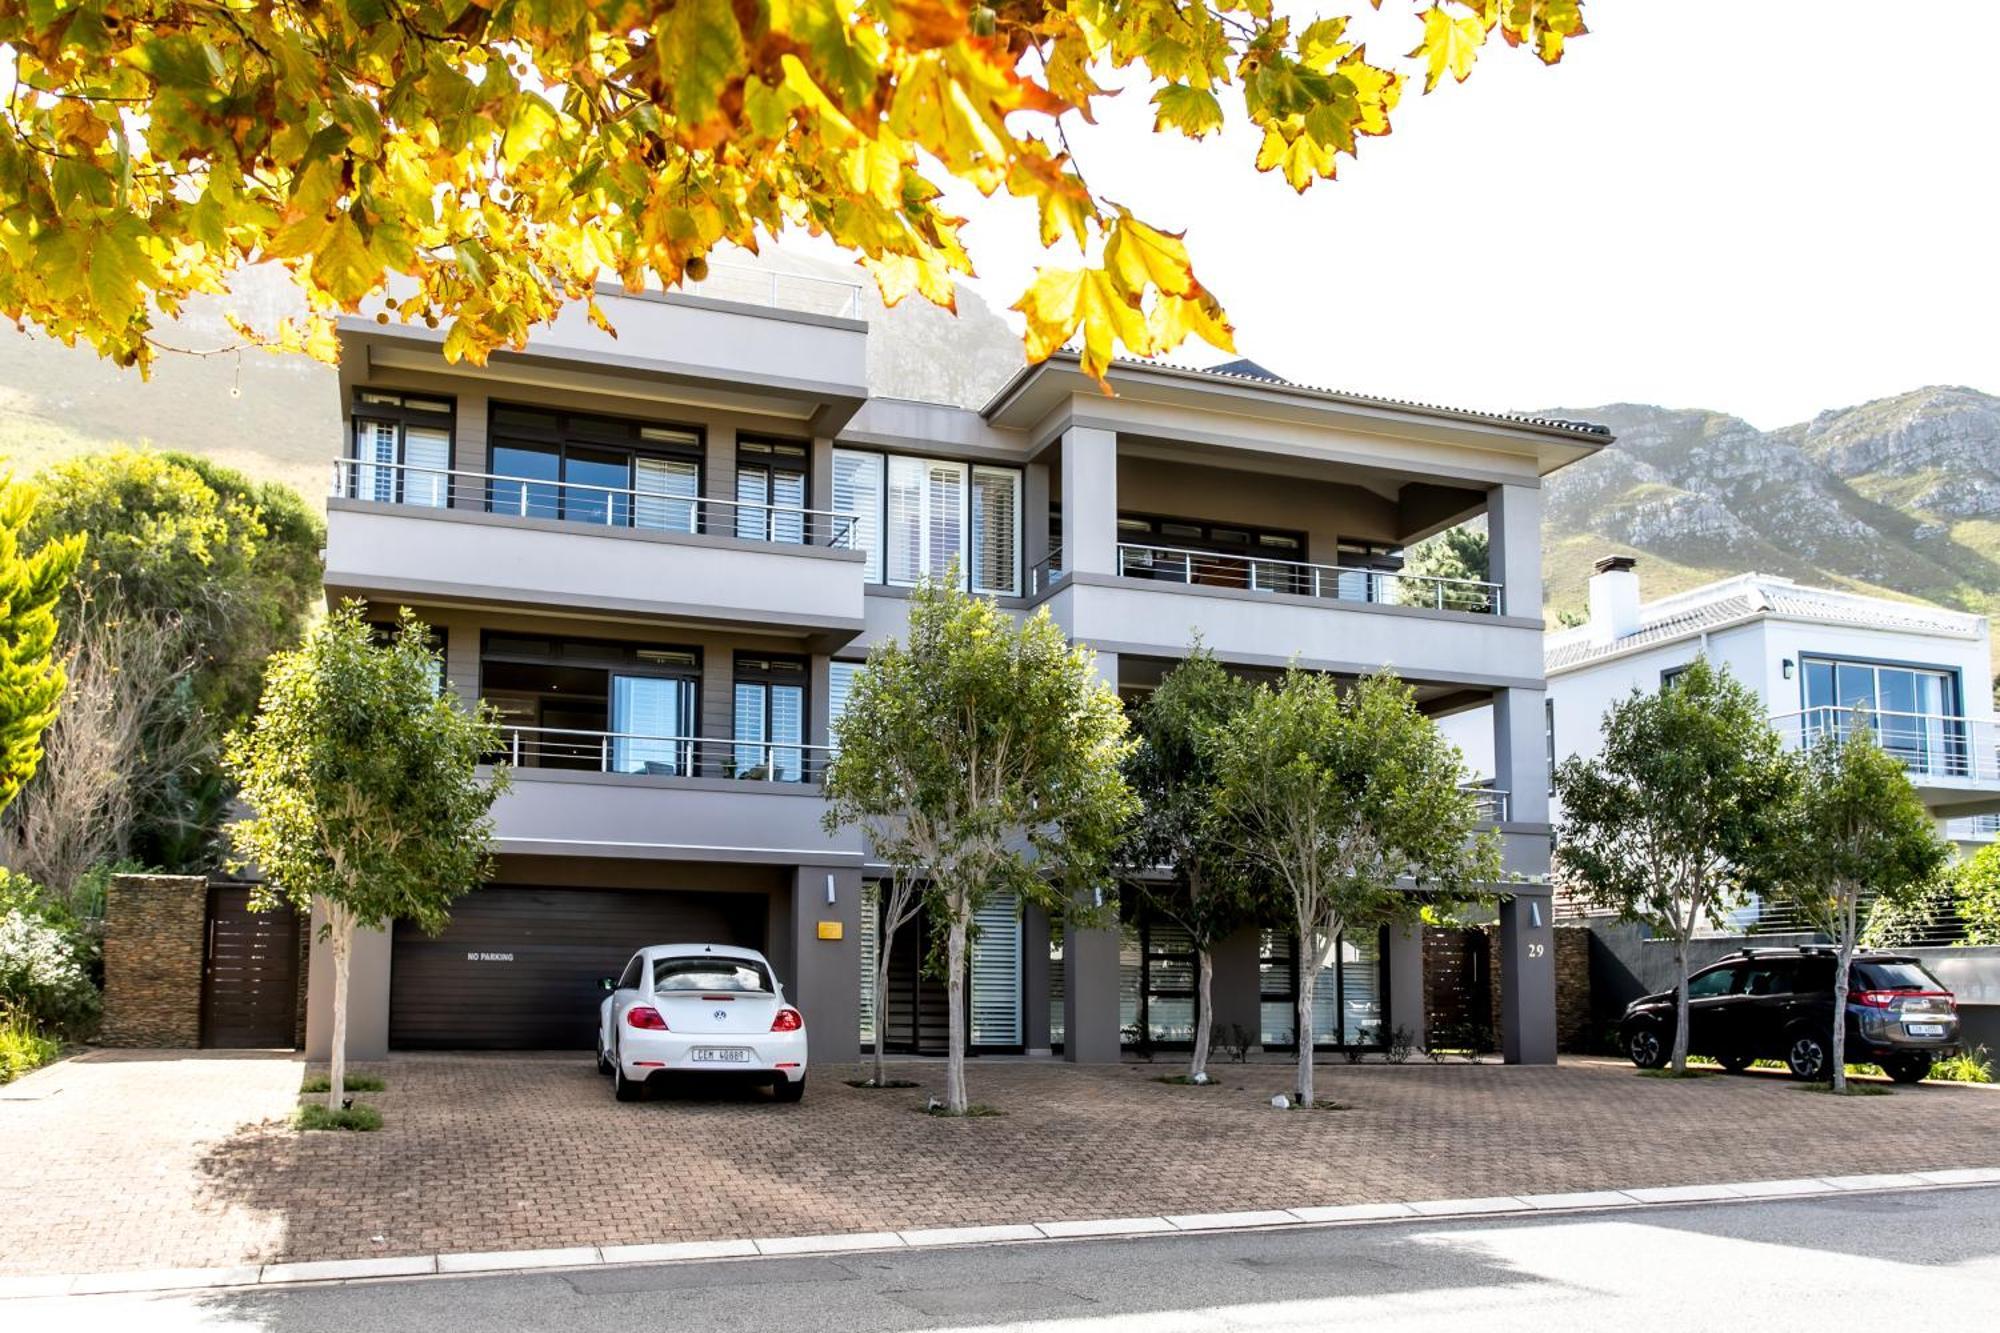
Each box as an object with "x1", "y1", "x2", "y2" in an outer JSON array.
[
  {"x1": 652, "y1": 957, "x2": 772, "y2": 993},
  {"x1": 1851, "y1": 960, "x2": 1941, "y2": 991}
]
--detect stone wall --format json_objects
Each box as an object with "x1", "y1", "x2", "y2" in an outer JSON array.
[
  {"x1": 1481, "y1": 926, "x2": 1591, "y2": 1053},
  {"x1": 1419, "y1": 923, "x2": 1591, "y2": 1054},
  {"x1": 100, "y1": 874, "x2": 209, "y2": 1047}
]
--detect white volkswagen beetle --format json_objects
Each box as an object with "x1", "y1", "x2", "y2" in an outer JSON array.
[{"x1": 596, "y1": 944, "x2": 808, "y2": 1103}]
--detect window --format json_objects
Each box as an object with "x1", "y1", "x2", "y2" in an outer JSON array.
[
  {"x1": 616, "y1": 955, "x2": 644, "y2": 990},
  {"x1": 734, "y1": 655, "x2": 807, "y2": 782},
  {"x1": 736, "y1": 439, "x2": 809, "y2": 544},
  {"x1": 857, "y1": 882, "x2": 881, "y2": 1046},
  {"x1": 1661, "y1": 665, "x2": 1690, "y2": 689},
  {"x1": 1800, "y1": 656, "x2": 1961, "y2": 775},
  {"x1": 368, "y1": 621, "x2": 448, "y2": 693},
  {"x1": 486, "y1": 404, "x2": 701, "y2": 531},
  {"x1": 479, "y1": 634, "x2": 699, "y2": 774},
  {"x1": 970, "y1": 892, "x2": 1023, "y2": 1046},
  {"x1": 1740, "y1": 962, "x2": 1793, "y2": 998},
  {"x1": 651, "y1": 957, "x2": 772, "y2": 992},
  {"x1": 348, "y1": 392, "x2": 453, "y2": 507},
  {"x1": 1309, "y1": 932, "x2": 1384, "y2": 1045},
  {"x1": 827, "y1": 660, "x2": 861, "y2": 753},
  {"x1": 1686, "y1": 966, "x2": 1740, "y2": 1000},
  {"x1": 832, "y1": 449, "x2": 883, "y2": 578},
  {"x1": 834, "y1": 448, "x2": 1022, "y2": 595},
  {"x1": 1259, "y1": 930, "x2": 1296, "y2": 1047}
]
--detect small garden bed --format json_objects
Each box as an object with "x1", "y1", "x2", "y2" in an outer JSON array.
[
  {"x1": 845, "y1": 1077, "x2": 922, "y2": 1090},
  {"x1": 295, "y1": 1102, "x2": 384, "y2": 1131},
  {"x1": 300, "y1": 1072, "x2": 386, "y2": 1094}
]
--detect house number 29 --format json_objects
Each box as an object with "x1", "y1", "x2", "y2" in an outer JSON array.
[{"x1": 1527, "y1": 943, "x2": 1546, "y2": 959}]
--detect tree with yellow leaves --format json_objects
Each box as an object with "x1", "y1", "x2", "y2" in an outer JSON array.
[{"x1": 0, "y1": 1, "x2": 1587, "y2": 379}]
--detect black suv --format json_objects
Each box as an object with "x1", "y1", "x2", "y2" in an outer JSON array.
[{"x1": 1621, "y1": 948, "x2": 1960, "y2": 1083}]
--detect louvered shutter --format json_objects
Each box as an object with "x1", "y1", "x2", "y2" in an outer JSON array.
[
  {"x1": 970, "y1": 466, "x2": 1019, "y2": 595},
  {"x1": 969, "y1": 892, "x2": 1022, "y2": 1046},
  {"x1": 1339, "y1": 933, "x2": 1382, "y2": 1044},
  {"x1": 857, "y1": 882, "x2": 880, "y2": 1046},
  {"x1": 886, "y1": 455, "x2": 925, "y2": 584},
  {"x1": 354, "y1": 419, "x2": 398, "y2": 502},
  {"x1": 827, "y1": 661, "x2": 859, "y2": 755},
  {"x1": 924, "y1": 461, "x2": 966, "y2": 583},
  {"x1": 402, "y1": 425, "x2": 450, "y2": 507},
  {"x1": 634, "y1": 456, "x2": 699, "y2": 533},
  {"x1": 735, "y1": 465, "x2": 770, "y2": 541},
  {"x1": 832, "y1": 449, "x2": 882, "y2": 578}
]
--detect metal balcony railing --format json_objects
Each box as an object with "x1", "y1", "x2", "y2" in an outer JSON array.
[
  {"x1": 1030, "y1": 541, "x2": 1503, "y2": 615},
  {"x1": 1771, "y1": 707, "x2": 2000, "y2": 785},
  {"x1": 678, "y1": 262, "x2": 864, "y2": 319},
  {"x1": 1461, "y1": 784, "x2": 1511, "y2": 823},
  {"x1": 331, "y1": 458, "x2": 860, "y2": 549},
  {"x1": 492, "y1": 725, "x2": 831, "y2": 785}
]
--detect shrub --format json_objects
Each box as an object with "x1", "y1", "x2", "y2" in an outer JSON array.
[
  {"x1": 1384, "y1": 1024, "x2": 1417, "y2": 1064},
  {"x1": 0, "y1": 907, "x2": 98, "y2": 1035},
  {"x1": 1928, "y1": 1046, "x2": 1993, "y2": 1084},
  {"x1": 295, "y1": 1102, "x2": 383, "y2": 1131},
  {"x1": 0, "y1": 1008, "x2": 60, "y2": 1083}
]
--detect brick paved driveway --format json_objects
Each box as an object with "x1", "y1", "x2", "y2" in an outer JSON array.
[{"x1": 5, "y1": 1051, "x2": 1999, "y2": 1277}]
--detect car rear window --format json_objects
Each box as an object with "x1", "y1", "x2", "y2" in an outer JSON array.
[
  {"x1": 652, "y1": 957, "x2": 772, "y2": 993},
  {"x1": 1852, "y1": 960, "x2": 1941, "y2": 991}
]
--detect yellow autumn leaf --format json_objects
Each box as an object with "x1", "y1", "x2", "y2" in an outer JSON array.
[
  {"x1": 1254, "y1": 124, "x2": 1338, "y2": 192},
  {"x1": 1410, "y1": 5, "x2": 1487, "y2": 92},
  {"x1": 1148, "y1": 291, "x2": 1236, "y2": 357},
  {"x1": 1012, "y1": 266, "x2": 1154, "y2": 380},
  {"x1": 1103, "y1": 213, "x2": 1200, "y2": 302}
]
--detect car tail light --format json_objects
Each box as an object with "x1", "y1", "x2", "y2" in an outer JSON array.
[
  {"x1": 625, "y1": 1006, "x2": 668, "y2": 1030},
  {"x1": 1855, "y1": 991, "x2": 1899, "y2": 1009},
  {"x1": 1855, "y1": 989, "x2": 1954, "y2": 1012},
  {"x1": 770, "y1": 1007, "x2": 803, "y2": 1032}
]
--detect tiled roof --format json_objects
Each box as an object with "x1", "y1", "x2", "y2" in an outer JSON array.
[
  {"x1": 1546, "y1": 574, "x2": 1989, "y2": 672},
  {"x1": 1015, "y1": 349, "x2": 1614, "y2": 441}
]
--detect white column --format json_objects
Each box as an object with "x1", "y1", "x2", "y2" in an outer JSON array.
[
  {"x1": 1494, "y1": 686, "x2": 1550, "y2": 825},
  {"x1": 1487, "y1": 482, "x2": 1542, "y2": 620},
  {"x1": 1060, "y1": 426, "x2": 1118, "y2": 576}
]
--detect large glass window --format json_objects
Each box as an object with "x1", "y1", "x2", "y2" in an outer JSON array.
[
  {"x1": 970, "y1": 892, "x2": 1023, "y2": 1046},
  {"x1": 736, "y1": 440, "x2": 809, "y2": 544},
  {"x1": 479, "y1": 634, "x2": 698, "y2": 774},
  {"x1": 348, "y1": 391, "x2": 453, "y2": 507},
  {"x1": 610, "y1": 674, "x2": 696, "y2": 776},
  {"x1": 1258, "y1": 927, "x2": 1386, "y2": 1050},
  {"x1": 1801, "y1": 656, "x2": 1960, "y2": 774},
  {"x1": 485, "y1": 404, "x2": 701, "y2": 532},
  {"x1": 834, "y1": 448, "x2": 1022, "y2": 595},
  {"x1": 733, "y1": 655, "x2": 807, "y2": 782}
]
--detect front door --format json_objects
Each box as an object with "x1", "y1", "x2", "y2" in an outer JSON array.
[{"x1": 200, "y1": 886, "x2": 300, "y2": 1049}]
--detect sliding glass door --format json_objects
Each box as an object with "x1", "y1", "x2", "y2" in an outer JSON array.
[{"x1": 609, "y1": 675, "x2": 695, "y2": 776}]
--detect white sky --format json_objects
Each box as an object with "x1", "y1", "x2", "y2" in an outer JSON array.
[{"x1": 928, "y1": 2, "x2": 2000, "y2": 429}]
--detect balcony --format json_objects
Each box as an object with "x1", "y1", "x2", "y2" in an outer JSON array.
[
  {"x1": 480, "y1": 727, "x2": 859, "y2": 865},
  {"x1": 1772, "y1": 707, "x2": 2000, "y2": 819},
  {"x1": 1033, "y1": 542, "x2": 1541, "y2": 688},
  {"x1": 324, "y1": 459, "x2": 867, "y2": 647}
]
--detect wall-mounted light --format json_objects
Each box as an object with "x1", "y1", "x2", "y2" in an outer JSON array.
[
  {"x1": 824, "y1": 873, "x2": 836, "y2": 906},
  {"x1": 1530, "y1": 900, "x2": 1544, "y2": 929},
  {"x1": 1782, "y1": 659, "x2": 1795, "y2": 680}
]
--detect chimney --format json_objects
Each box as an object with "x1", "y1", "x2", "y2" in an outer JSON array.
[{"x1": 1587, "y1": 555, "x2": 1642, "y2": 645}]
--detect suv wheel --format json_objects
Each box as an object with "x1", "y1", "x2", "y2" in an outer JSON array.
[
  {"x1": 1883, "y1": 1054, "x2": 1933, "y2": 1085},
  {"x1": 1627, "y1": 1024, "x2": 1668, "y2": 1069},
  {"x1": 1785, "y1": 1030, "x2": 1832, "y2": 1081}
]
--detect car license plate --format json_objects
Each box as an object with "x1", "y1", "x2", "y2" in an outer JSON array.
[
  {"x1": 1905, "y1": 1023, "x2": 1945, "y2": 1037},
  {"x1": 693, "y1": 1047, "x2": 753, "y2": 1063}
]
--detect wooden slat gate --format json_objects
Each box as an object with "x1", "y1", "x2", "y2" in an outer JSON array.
[{"x1": 201, "y1": 885, "x2": 301, "y2": 1049}]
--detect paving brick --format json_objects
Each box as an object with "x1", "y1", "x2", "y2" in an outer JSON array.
[{"x1": 6, "y1": 1052, "x2": 2000, "y2": 1278}]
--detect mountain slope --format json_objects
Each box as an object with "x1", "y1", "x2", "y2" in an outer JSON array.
[{"x1": 1540, "y1": 389, "x2": 2000, "y2": 682}]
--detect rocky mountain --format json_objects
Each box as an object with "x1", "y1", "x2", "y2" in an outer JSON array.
[{"x1": 1540, "y1": 388, "x2": 2000, "y2": 680}]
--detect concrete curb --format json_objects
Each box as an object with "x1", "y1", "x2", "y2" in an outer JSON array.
[{"x1": 6, "y1": 1166, "x2": 1998, "y2": 1301}]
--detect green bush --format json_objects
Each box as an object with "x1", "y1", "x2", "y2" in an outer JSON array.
[
  {"x1": 295, "y1": 1103, "x2": 383, "y2": 1131},
  {"x1": 300, "y1": 1073, "x2": 386, "y2": 1093},
  {"x1": 0, "y1": 1009, "x2": 60, "y2": 1083},
  {"x1": 0, "y1": 905, "x2": 98, "y2": 1035},
  {"x1": 1929, "y1": 1046, "x2": 1993, "y2": 1084}
]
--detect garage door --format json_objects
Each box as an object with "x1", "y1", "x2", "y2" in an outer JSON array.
[{"x1": 389, "y1": 887, "x2": 767, "y2": 1049}]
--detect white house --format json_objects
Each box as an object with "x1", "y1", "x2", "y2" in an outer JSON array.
[{"x1": 1447, "y1": 556, "x2": 2000, "y2": 854}]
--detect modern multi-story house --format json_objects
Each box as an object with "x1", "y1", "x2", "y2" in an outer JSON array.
[
  {"x1": 305, "y1": 274, "x2": 1611, "y2": 1068},
  {"x1": 1449, "y1": 556, "x2": 2000, "y2": 880}
]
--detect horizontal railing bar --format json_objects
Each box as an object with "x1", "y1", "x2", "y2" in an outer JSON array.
[
  {"x1": 1116, "y1": 541, "x2": 1501, "y2": 592},
  {"x1": 331, "y1": 457, "x2": 861, "y2": 524},
  {"x1": 497, "y1": 724, "x2": 828, "y2": 751}
]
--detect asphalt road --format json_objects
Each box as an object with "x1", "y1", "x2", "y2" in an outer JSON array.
[{"x1": 22, "y1": 1186, "x2": 2000, "y2": 1331}]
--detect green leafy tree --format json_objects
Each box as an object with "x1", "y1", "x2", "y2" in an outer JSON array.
[
  {"x1": 225, "y1": 604, "x2": 505, "y2": 1112},
  {"x1": 1956, "y1": 843, "x2": 2000, "y2": 946},
  {"x1": 0, "y1": 476, "x2": 83, "y2": 819},
  {"x1": 824, "y1": 570, "x2": 1135, "y2": 1113},
  {"x1": 1749, "y1": 724, "x2": 1950, "y2": 1091},
  {"x1": 1554, "y1": 658, "x2": 1790, "y2": 1074},
  {"x1": 0, "y1": 2, "x2": 1587, "y2": 380},
  {"x1": 23, "y1": 449, "x2": 323, "y2": 868},
  {"x1": 1212, "y1": 668, "x2": 1497, "y2": 1106},
  {"x1": 1120, "y1": 642, "x2": 1256, "y2": 1080}
]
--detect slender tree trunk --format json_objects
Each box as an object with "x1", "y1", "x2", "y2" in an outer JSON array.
[
  {"x1": 945, "y1": 909, "x2": 969, "y2": 1113},
  {"x1": 1190, "y1": 947, "x2": 1214, "y2": 1081},
  {"x1": 1671, "y1": 937, "x2": 1691, "y2": 1074},
  {"x1": 1295, "y1": 932, "x2": 1318, "y2": 1107},
  {"x1": 873, "y1": 936, "x2": 893, "y2": 1088},
  {"x1": 327, "y1": 903, "x2": 352, "y2": 1113},
  {"x1": 1832, "y1": 895, "x2": 1855, "y2": 1093}
]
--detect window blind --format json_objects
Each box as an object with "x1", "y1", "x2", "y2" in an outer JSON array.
[
  {"x1": 832, "y1": 449, "x2": 883, "y2": 579},
  {"x1": 403, "y1": 425, "x2": 450, "y2": 507},
  {"x1": 634, "y1": 455, "x2": 699, "y2": 533},
  {"x1": 970, "y1": 466, "x2": 1020, "y2": 595},
  {"x1": 858, "y1": 882, "x2": 880, "y2": 1046},
  {"x1": 969, "y1": 892, "x2": 1022, "y2": 1046}
]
